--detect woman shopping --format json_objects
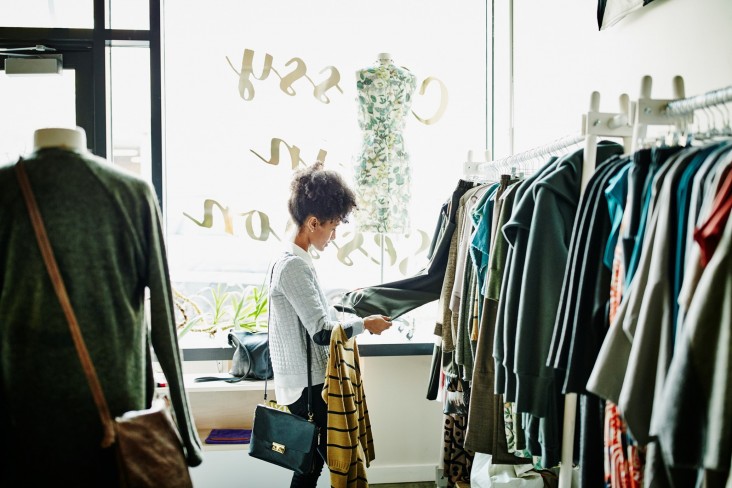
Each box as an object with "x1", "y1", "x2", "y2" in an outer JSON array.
[{"x1": 268, "y1": 161, "x2": 392, "y2": 488}]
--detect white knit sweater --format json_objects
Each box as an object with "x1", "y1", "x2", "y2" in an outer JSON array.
[{"x1": 268, "y1": 244, "x2": 364, "y2": 403}]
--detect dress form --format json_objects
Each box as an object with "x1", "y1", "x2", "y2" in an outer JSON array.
[
  {"x1": 33, "y1": 127, "x2": 87, "y2": 153},
  {"x1": 354, "y1": 53, "x2": 417, "y2": 236}
]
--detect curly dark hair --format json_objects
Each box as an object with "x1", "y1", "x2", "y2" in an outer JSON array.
[{"x1": 287, "y1": 161, "x2": 357, "y2": 227}]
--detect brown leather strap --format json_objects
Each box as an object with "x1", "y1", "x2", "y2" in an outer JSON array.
[{"x1": 15, "y1": 160, "x2": 116, "y2": 447}]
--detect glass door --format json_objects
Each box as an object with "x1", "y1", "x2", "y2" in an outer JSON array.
[{"x1": 0, "y1": 47, "x2": 95, "y2": 163}]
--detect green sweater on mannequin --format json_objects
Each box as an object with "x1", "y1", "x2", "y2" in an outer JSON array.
[{"x1": 0, "y1": 147, "x2": 202, "y2": 486}]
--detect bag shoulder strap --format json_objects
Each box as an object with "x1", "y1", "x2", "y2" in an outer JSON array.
[{"x1": 15, "y1": 161, "x2": 116, "y2": 447}]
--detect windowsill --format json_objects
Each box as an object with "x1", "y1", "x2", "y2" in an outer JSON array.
[
  {"x1": 157, "y1": 373, "x2": 269, "y2": 392},
  {"x1": 180, "y1": 340, "x2": 433, "y2": 361},
  {"x1": 179, "y1": 320, "x2": 437, "y2": 361}
]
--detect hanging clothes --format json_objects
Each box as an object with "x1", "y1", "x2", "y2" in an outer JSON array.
[
  {"x1": 491, "y1": 155, "x2": 566, "y2": 469},
  {"x1": 580, "y1": 139, "x2": 732, "y2": 485},
  {"x1": 443, "y1": 412, "x2": 475, "y2": 487},
  {"x1": 494, "y1": 156, "x2": 561, "y2": 401},
  {"x1": 604, "y1": 158, "x2": 644, "y2": 488},
  {"x1": 453, "y1": 184, "x2": 494, "y2": 382},
  {"x1": 586, "y1": 145, "x2": 687, "y2": 406},
  {"x1": 464, "y1": 176, "x2": 531, "y2": 464},
  {"x1": 653, "y1": 196, "x2": 732, "y2": 484},
  {"x1": 508, "y1": 143, "x2": 623, "y2": 458},
  {"x1": 546, "y1": 153, "x2": 632, "y2": 487}
]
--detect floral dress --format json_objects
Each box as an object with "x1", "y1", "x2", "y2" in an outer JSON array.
[{"x1": 354, "y1": 62, "x2": 417, "y2": 234}]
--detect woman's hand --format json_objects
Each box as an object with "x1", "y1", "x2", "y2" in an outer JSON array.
[{"x1": 363, "y1": 315, "x2": 392, "y2": 335}]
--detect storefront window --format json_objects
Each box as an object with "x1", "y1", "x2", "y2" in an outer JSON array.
[
  {"x1": 163, "y1": 1, "x2": 487, "y2": 348},
  {"x1": 0, "y1": 69, "x2": 76, "y2": 161},
  {"x1": 109, "y1": 46, "x2": 151, "y2": 178},
  {"x1": 0, "y1": 0, "x2": 93, "y2": 29},
  {"x1": 108, "y1": 0, "x2": 149, "y2": 30}
]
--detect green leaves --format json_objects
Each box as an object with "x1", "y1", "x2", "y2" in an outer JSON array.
[
  {"x1": 173, "y1": 283, "x2": 268, "y2": 339},
  {"x1": 229, "y1": 284, "x2": 269, "y2": 331}
]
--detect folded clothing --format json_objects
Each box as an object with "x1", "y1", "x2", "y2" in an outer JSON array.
[{"x1": 205, "y1": 428, "x2": 252, "y2": 444}]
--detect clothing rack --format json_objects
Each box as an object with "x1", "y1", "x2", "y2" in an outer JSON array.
[
  {"x1": 462, "y1": 149, "x2": 493, "y2": 182},
  {"x1": 473, "y1": 91, "x2": 633, "y2": 182},
  {"x1": 459, "y1": 79, "x2": 729, "y2": 487},
  {"x1": 466, "y1": 89, "x2": 634, "y2": 488},
  {"x1": 664, "y1": 84, "x2": 732, "y2": 115},
  {"x1": 559, "y1": 78, "x2": 732, "y2": 488},
  {"x1": 464, "y1": 133, "x2": 585, "y2": 183},
  {"x1": 631, "y1": 75, "x2": 689, "y2": 152},
  {"x1": 478, "y1": 133, "x2": 585, "y2": 174}
]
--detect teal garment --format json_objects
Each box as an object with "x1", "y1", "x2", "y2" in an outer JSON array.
[
  {"x1": 603, "y1": 161, "x2": 632, "y2": 269},
  {"x1": 0, "y1": 149, "x2": 202, "y2": 486},
  {"x1": 469, "y1": 182, "x2": 500, "y2": 298}
]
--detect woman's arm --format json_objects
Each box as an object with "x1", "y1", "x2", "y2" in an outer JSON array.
[{"x1": 278, "y1": 257, "x2": 393, "y2": 344}]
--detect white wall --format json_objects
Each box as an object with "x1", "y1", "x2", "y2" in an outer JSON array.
[
  {"x1": 493, "y1": 0, "x2": 732, "y2": 156},
  {"x1": 360, "y1": 355, "x2": 445, "y2": 483},
  {"x1": 182, "y1": 354, "x2": 445, "y2": 486}
]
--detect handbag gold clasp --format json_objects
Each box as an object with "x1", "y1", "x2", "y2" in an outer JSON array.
[{"x1": 271, "y1": 442, "x2": 286, "y2": 454}]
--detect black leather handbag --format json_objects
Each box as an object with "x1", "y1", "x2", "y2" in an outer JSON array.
[
  {"x1": 249, "y1": 402, "x2": 318, "y2": 475},
  {"x1": 193, "y1": 329, "x2": 274, "y2": 384},
  {"x1": 228, "y1": 330, "x2": 274, "y2": 380},
  {"x1": 248, "y1": 337, "x2": 318, "y2": 475}
]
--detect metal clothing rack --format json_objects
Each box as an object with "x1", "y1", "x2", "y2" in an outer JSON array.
[
  {"x1": 472, "y1": 90, "x2": 633, "y2": 184},
  {"x1": 664, "y1": 84, "x2": 732, "y2": 115},
  {"x1": 477, "y1": 133, "x2": 585, "y2": 176},
  {"x1": 462, "y1": 134, "x2": 586, "y2": 184}
]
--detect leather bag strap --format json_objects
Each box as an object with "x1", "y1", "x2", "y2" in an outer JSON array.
[{"x1": 15, "y1": 160, "x2": 116, "y2": 447}]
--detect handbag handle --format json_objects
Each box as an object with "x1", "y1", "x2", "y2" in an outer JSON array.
[
  {"x1": 264, "y1": 261, "x2": 313, "y2": 421},
  {"x1": 14, "y1": 160, "x2": 117, "y2": 447}
]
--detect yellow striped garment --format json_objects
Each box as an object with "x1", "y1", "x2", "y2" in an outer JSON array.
[{"x1": 322, "y1": 325, "x2": 375, "y2": 487}]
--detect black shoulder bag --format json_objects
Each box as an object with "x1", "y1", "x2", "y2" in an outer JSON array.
[{"x1": 247, "y1": 265, "x2": 319, "y2": 475}]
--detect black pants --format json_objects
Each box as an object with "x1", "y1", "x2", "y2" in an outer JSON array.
[{"x1": 287, "y1": 383, "x2": 327, "y2": 488}]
